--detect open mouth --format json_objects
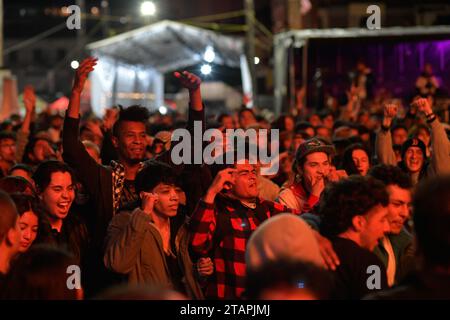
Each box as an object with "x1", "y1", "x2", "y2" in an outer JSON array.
[{"x1": 57, "y1": 202, "x2": 71, "y2": 211}]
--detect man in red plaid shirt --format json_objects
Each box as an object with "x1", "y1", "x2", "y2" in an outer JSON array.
[{"x1": 189, "y1": 158, "x2": 298, "y2": 299}]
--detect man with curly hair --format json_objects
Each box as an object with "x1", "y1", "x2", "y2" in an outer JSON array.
[{"x1": 319, "y1": 175, "x2": 390, "y2": 299}]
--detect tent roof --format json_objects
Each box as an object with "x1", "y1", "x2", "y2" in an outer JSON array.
[
  {"x1": 87, "y1": 20, "x2": 244, "y2": 73},
  {"x1": 275, "y1": 25, "x2": 450, "y2": 46}
]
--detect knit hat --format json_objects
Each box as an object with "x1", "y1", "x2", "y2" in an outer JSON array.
[
  {"x1": 401, "y1": 138, "x2": 426, "y2": 160},
  {"x1": 246, "y1": 214, "x2": 325, "y2": 272},
  {"x1": 295, "y1": 138, "x2": 335, "y2": 162}
]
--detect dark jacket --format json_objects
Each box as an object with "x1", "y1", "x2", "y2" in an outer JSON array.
[{"x1": 373, "y1": 228, "x2": 415, "y2": 285}]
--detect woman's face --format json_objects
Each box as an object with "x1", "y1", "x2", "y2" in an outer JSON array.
[
  {"x1": 18, "y1": 211, "x2": 39, "y2": 253},
  {"x1": 41, "y1": 172, "x2": 75, "y2": 220}
]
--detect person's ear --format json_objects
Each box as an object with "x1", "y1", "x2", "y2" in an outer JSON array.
[
  {"x1": 351, "y1": 215, "x2": 365, "y2": 232},
  {"x1": 111, "y1": 135, "x2": 119, "y2": 149},
  {"x1": 6, "y1": 227, "x2": 19, "y2": 247}
]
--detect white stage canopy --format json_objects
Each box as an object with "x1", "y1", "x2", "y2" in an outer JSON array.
[{"x1": 87, "y1": 20, "x2": 250, "y2": 115}]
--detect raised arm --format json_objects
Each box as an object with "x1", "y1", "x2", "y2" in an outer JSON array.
[
  {"x1": 16, "y1": 86, "x2": 36, "y2": 162},
  {"x1": 62, "y1": 57, "x2": 104, "y2": 194},
  {"x1": 67, "y1": 57, "x2": 97, "y2": 119},
  {"x1": 414, "y1": 98, "x2": 450, "y2": 176},
  {"x1": 189, "y1": 168, "x2": 236, "y2": 257},
  {"x1": 174, "y1": 71, "x2": 202, "y2": 112},
  {"x1": 375, "y1": 103, "x2": 398, "y2": 166}
]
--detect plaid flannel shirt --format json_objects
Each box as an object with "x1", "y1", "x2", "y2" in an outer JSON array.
[{"x1": 189, "y1": 194, "x2": 299, "y2": 299}]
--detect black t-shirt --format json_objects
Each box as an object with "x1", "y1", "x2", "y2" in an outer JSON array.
[
  {"x1": 331, "y1": 237, "x2": 388, "y2": 299},
  {"x1": 165, "y1": 251, "x2": 186, "y2": 295}
]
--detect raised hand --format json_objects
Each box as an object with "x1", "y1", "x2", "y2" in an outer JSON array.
[
  {"x1": 85, "y1": 120, "x2": 104, "y2": 139},
  {"x1": 204, "y1": 168, "x2": 236, "y2": 204},
  {"x1": 140, "y1": 192, "x2": 159, "y2": 215},
  {"x1": 326, "y1": 166, "x2": 348, "y2": 183},
  {"x1": 23, "y1": 85, "x2": 36, "y2": 113},
  {"x1": 103, "y1": 107, "x2": 120, "y2": 131},
  {"x1": 304, "y1": 174, "x2": 325, "y2": 198},
  {"x1": 73, "y1": 57, "x2": 98, "y2": 93},
  {"x1": 382, "y1": 103, "x2": 398, "y2": 127},
  {"x1": 412, "y1": 97, "x2": 433, "y2": 116},
  {"x1": 174, "y1": 71, "x2": 201, "y2": 92}
]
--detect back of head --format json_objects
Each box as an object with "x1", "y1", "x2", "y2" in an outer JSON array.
[
  {"x1": 0, "y1": 244, "x2": 79, "y2": 300},
  {"x1": 368, "y1": 164, "x2": 412, "y2": 189},
  {"x1": 8, "y1": 163, "x2": 34, "y2": 177},
  {"x1": 319, "y1": 176, "x2": 389, "y2": 238},
  {"x1": 246, "y1": 214, "x2": 325, "y2": 272},
  {"x1": 0, "y1": 190, "x2": 18, "y2": 243},
  {"x1": 413, "y1": 176, "x2": 450, "y2": 268}
]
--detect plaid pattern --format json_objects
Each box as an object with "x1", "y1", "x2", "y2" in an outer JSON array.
[{"x1": 189, "y1": 194, "x2": 299, "y2": 299}]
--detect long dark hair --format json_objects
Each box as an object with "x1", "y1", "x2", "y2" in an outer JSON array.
[{"x1": 340, "y1": 143, "x2": 371, "y2": 176}]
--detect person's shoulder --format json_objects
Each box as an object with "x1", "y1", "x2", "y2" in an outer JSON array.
[
  {"x1": 389, "y1": 228, "x2": 413, "y2": 247},
  {"x1": 110, "y1": 209, "x2": 134, "y2": 224},
  {"x1": 333, "y1": 238, "x2": 381, "y2": 263},
  {"x1": 259, "y1": 199, "x2": 289, "y2": 213},
  {"x1": 278, "y1": 186, "x2": 294, "y2": 196}
]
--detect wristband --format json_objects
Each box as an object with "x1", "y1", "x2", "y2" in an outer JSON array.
[
  {"x1": 426, "y1": 115, "x2": 437, "y2": 124},
  {"x1": 381, "y1": 124, "x2": 391, "y2": 132}
]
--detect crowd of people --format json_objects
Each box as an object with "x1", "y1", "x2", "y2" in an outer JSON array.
[{"x1": 0, "y1": 56, "x2": 449, "y2": 300}]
